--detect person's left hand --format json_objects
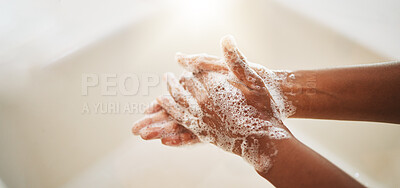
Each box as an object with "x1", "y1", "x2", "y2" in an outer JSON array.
[{"x1": 133, "y1": 36, "x2": 293, "y2": 172}]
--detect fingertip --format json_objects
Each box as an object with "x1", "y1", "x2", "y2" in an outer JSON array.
[
  {"x1": 132, "y1": 117, "x2": 148, "y2": 135},
  {"x1": 163, "y1": 121, "x2": 180, "y2": 133},
  {"x1": 132, "y1": 125, "x2": 139, "y2": 135},
  {"x1": 163, "y1": 72, "x2": 175, "y2": 82},
  {"x1": 132, "y1": 110, "x2": 170, "y2": 135},
  {"x1": 139, "y1": 129, "x2": 151, "y2": 140},
  {"x1": 140, "y1": 127, "x2": 162, "y2": 140},
  {"x1": 220, "y1": 35, "x2": 237, "y2": 52},
  {"x1": 175, "y1": 52, "x2": 186, "y2": 61},
  {"x1": 220, "y1": 35, "x2": 245, "y2": 70},
  {"x1": 175, "y1": 52, "x2": 186, "y2": 65},
  {"x1": 155, "y1": 95, "x2": 165, "y2": 105},
  {"x1": 175, "y1": 53, "x2": 201, "y2": 73},
  {"x1": 175, "y1": 52, "x2": 185, "y2": 57}
]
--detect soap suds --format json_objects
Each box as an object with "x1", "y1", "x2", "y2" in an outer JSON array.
[
  {"x1": 173, "y1": 70, "x2": 291, "y2": 172},
  {"x1": 166, "y1": 36, "x2": 296, "y2": 172},
  {"x1": 249, "y1": 64, "x2": 296, "y2": 119}
]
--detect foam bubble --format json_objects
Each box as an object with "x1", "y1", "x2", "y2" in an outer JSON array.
[
  {"x1": 174, "y1": 70, "x2": 294, "y2": 172},
  {"x1": 249, "y1": 65, "x2": 297, "y2": 118},
  {"x1": 172, "y1": 51, "x2": 297, "y2": 172}
]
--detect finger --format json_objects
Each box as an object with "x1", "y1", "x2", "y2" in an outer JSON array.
[
  {"x1": 139, "y1": 126, "x2": 163, "y2": 140},
  {"x1": 144, "y1": 100, "x2": 162, "y2": 114},
  {"x1": 166, "y1": 72, "x2": 202, "y2": 117},
  {"x1": 161, "y1": 135, "x2": 182, "y2": 146},
  {"x1": 132, "y1": 110, "x2": 169, "y2": 135},
  {"x1": 176, "y1": 52, "x2": 267, "y2": 75},
  {"x1": 156, "y1": 95, "x2": 188, "y2": 125},
  {"x1": 247, "y1": 62, "x2": 279, "y2": 84},
  {"x1": 165, "y1": 72, "x2": 191, "y2": 109},
  {"x1": 139, "y1": 121, "x2": 179, "y2": 140},
  {"x1": 176, "y1": 53, "x2": 228, "y2": 73},
  {"x1": 179, "y1": 72, "x2": 208, "y2": 106},
  {"x1": 221, "y1": 35, "x2": 266, "y2": 91},
  {"x1": 179, "y1": 131, "x2": 200, "y2": 144},
  {"x1": 161, "y1": 131, "x2": 200, "y2": 146}
]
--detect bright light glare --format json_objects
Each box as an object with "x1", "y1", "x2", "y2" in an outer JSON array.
[{"x1": 175, "y1": 0, "x2": 225, "y2": 27}]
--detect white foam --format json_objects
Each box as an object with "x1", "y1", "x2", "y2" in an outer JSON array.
[
  {"x1": 169, "y1": 36, "x2": 296, "y2": 172},
  {"x1": 250, "y1": 66, "x2": 297, "y2": 118},
  {"x1": 173, "y1": 70, "x2": 294, "y2": 172}
]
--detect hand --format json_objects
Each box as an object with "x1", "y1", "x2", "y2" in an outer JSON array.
[{"x1": 133, "y1": 35, "x2": 295, "y2": 172}]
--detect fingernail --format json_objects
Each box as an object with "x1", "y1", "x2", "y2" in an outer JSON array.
[{"x1": 140, "y1": 128, "x2": 161, "y2": 140}]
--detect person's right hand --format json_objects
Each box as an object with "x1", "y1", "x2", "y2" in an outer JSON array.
[
  {"x1": 132, "y1": 35, "x2": 370, "y2": 188},
  {"x1": 133, "y1": 35, "x2": 295, "y2": 172}
]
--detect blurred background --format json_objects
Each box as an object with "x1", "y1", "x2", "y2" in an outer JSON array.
[{"x1": 0, "y1": 0, "x2": 399, "y2": 187}]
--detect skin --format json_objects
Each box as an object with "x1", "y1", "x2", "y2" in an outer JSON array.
[
  {"x1": 285, "y1": 62, "x2": 400, "y2": 124},
  {"x1": 132, "y1": 35, "x2": 399, "y2": 187}
]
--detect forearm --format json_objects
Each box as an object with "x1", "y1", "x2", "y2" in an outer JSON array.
[
  {"x1": 255, "y1": 62, "x2": 400, "y2": 186},
  {"x1": 282, "y1": 62, "x2": 400, "y2": 123},
  {"x1": 257, "y1": 136, "x2": 364, "y2": 187}
]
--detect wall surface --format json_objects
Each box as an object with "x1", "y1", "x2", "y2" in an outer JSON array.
[{"x1": 0, "y1": 0, "x2": 399, "y2": 187}]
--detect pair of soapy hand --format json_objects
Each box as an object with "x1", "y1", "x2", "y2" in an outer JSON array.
[{"x1": 132, "y1": 35, "x2": 293, "y2": 170}]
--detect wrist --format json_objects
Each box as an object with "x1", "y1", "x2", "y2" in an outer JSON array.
[
  {"x1": 243, "y1": 118, "x2": 297, "y2": 174},
  {"x1": 253, "y1": 68, "x2": 298, "y2": 119},
  {"x1": 255, "y1": 133, "x2": 299, "y2": 171},
  {"x1": 279, "y1": 70, "x2": 317, "y2": 118}
]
